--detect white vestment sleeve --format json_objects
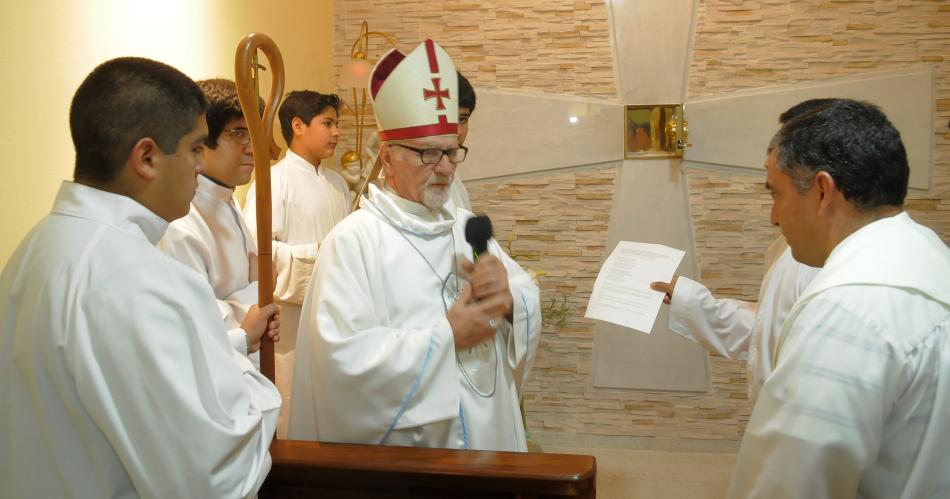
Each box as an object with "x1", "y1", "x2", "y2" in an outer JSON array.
[
  {"x1": 489, "y1": 239, "x2": 542, "y2": 395},
  {"x1": 80, "y1": 265, "x2": 280, "y2": 499},
  {"x1": 271, "y1": 241, "x2": 318, "y2": 304},
  {"x1": 667, "y1": 276, "x2": 756, "y2": 360},
  {"x1": 298, "y1": 228, "x2": 459, "y2": 443},
  {"x1": 222, "y1": 281, "x2": 258, "y2": 326},
  {"x1": 228, "y1": 327, "x2": 249, "y2": 358},
  {"x1": 159, "y1": 226, "x2": 256, "y2": 329},
  {"x1": 158, "y1": 225, "x2": 209, "y2": 276},
  {"x1": 243, "y1": 178, "x2": 318, "y2": 305},
  {"x1": 727, "y1": 297, "x2": 893, "y2": 499}
]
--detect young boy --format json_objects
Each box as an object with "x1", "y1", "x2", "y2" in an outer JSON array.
[
  {"x1": 243, "y1": 90, "x2": 351, "y2": 437},
  {"x1": 447, "y1": 72, "x2": 476, "y2": 211},
  {"x1": 0, "y1": 57, "x2": 279, "y2": 498},
  {"x1": 160, "y1": 78, "x2": 270, "y2": 366}
]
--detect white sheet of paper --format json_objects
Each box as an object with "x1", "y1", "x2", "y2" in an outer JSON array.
[{"x1": 584, "y1": 241, "x2": 685, "y2": 334}]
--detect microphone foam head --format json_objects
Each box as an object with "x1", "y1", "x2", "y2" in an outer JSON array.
[{"x1": 465, "y1": 215, "x2": 493, "y2": 254}]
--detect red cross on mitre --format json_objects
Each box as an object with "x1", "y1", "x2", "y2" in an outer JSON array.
[{"x1": 422, "y1": 77, "x2": 450, "y2": 110}]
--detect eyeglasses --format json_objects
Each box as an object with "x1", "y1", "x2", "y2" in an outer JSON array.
[
  {"x1": 390, "y1": 143, "x2": 468, "y2": 165},
  {"x1": 223, "y1": 128, "x2": 251, "y2": 146}
]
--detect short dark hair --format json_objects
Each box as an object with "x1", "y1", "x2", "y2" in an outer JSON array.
[
  {"x1": 278, "y1": 91, "x2": 340, "y2": 146},
  {"x1": 70, "y1": 57, "x2": 207, "y2": 184},
  {"x1": 779, "y1": 98, "x2": 840, "y2": 124},
  {"x1": 197, "y1": 78, "x2": 263, "y2": 149},
  {"x1": 771, "y1": 99, "x2": 909, "y2": 211},
  {"x1": 457, "y1": 72, "x2": 476, "y2": 113}
]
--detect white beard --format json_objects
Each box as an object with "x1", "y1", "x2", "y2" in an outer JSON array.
[{"x1": 421, "y1": 178, "x2": 452, "y2": 211}]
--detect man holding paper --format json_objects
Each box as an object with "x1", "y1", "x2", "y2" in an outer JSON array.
[
  {"x1": 649, "y1": 99, "x2": 833, "y2": 399},
  {"x1": 728, "y1": 99, "x2": 950, "y2": 497}
]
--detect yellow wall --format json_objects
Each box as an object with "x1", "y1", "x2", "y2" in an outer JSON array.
[{"x1": 0, "y1": 0, "x2": 334, "y2": 266}]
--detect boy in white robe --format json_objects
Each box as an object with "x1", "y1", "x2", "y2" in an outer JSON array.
[
  {"x1": 650, "y1": 100, "x2": 838, "y2": 400},
  {"x1": 288, "y1": 40, "x2": 542, "y2": 451},
  {"x1": 0, "y1": 57, "x2": 281, "y2": 499},
  {"x1": 728, "y1": 99, "x2": 950, "y2": 498},
  {"x1": 160, "y1": 78, "x2": 267, "y2": 367},
  {"x1": 243, "y1": 90, "x2": 351, "y2": 437}
]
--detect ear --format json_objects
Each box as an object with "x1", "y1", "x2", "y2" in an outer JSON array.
[
  {"x1": 128, "y1": 137, "x2": 161, "y2": 181},
  {"x1": 291, "y1": 116, "x2": 307, "y2": 136},
  {"x1": 380, "y1": 144, "x2": 397, "y2": 179},
  {"x1": 814, "y1": 171, "x2": 837, "y2": 216}
]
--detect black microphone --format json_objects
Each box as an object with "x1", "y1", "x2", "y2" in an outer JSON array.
[{"x1": 464, "y1": 215, "x2": 493, "y2": 260}]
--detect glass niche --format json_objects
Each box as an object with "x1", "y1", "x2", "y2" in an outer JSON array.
[{"x1": 624, "y1": 104, "x2": 687, "y2": 159}]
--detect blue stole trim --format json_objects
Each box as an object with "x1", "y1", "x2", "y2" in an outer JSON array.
[
  {"x1": 459, "y1": 404, "x2": 470, "y2": 449},
  {"x1": 379, "y1": 326, "x2": 438, "y2": 444},
  {"x1": 519, "y1": 291, "x2": 531, "y2": 395}
]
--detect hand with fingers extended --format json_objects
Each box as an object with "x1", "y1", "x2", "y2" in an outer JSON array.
[
  {"x1": 461, "y1": 254, "x2": 513, "y2": 320},
  {"x1": 447, "y1": 282, "x2": 511, "y2": 350},
  {"x1": 650, "y1": 275, "x2": 680, "y2": 305},
  {"x1": 241, "y1": 303, "x2": 281, "y2": 354}
]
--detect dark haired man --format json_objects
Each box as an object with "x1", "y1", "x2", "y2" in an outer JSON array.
[
  {"x1": 243, "y1": 89, "x2": 351, "y2": 437},
  {"x1": 728, "y1": 99, "x2": 950, "y2": 498},
  {"x1": 160, "y1": 78, "x2": 272, "y2": 368},
  {"x1": 650, "y1": 99, "x2": 834, "y2": 401},
  {"x1": 0, "y1": 58, "x2": 280, "y2": 498}
]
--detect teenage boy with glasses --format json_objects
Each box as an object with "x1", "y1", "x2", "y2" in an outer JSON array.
[{"x1": 160, "y1": 78, "x2": 277, "y2": 369}]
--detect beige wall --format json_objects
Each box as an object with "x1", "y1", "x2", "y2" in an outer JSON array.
[
  {"x1": 332, "y1": 0, "x2": 615, "y2": 97},
  {"x1": 330, "y1": 0, "x2": 618, "y2": 162},
  {"x1": 0, "y1": 0, "x2": 334, "y2": 266},
  {"x1": 686, "y1": 2, "x2": 950, "y2": 303}
]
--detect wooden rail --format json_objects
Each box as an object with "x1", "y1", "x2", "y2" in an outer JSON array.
[{"x1": 261, "y1": 440, "x2": 596, "y2": 498}]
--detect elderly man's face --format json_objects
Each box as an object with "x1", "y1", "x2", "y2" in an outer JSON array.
[{"x1": 382, "y1": 134, "x2": 459, "y2": 210}]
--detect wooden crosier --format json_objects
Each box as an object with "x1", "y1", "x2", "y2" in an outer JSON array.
[{"x1": 235, "y1": 33, "x2": 285, "y2": 382}]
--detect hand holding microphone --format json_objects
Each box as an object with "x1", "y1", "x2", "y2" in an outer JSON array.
[
  {"x1": 463, "y1": 215, "x2": 513, "y2": 318},
  {"x1": 465, "y1": 215, "x2": 492, "y2": 260},
  {"x1": 447, "y1": 215, "x2": 513, "y2": 349}
]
